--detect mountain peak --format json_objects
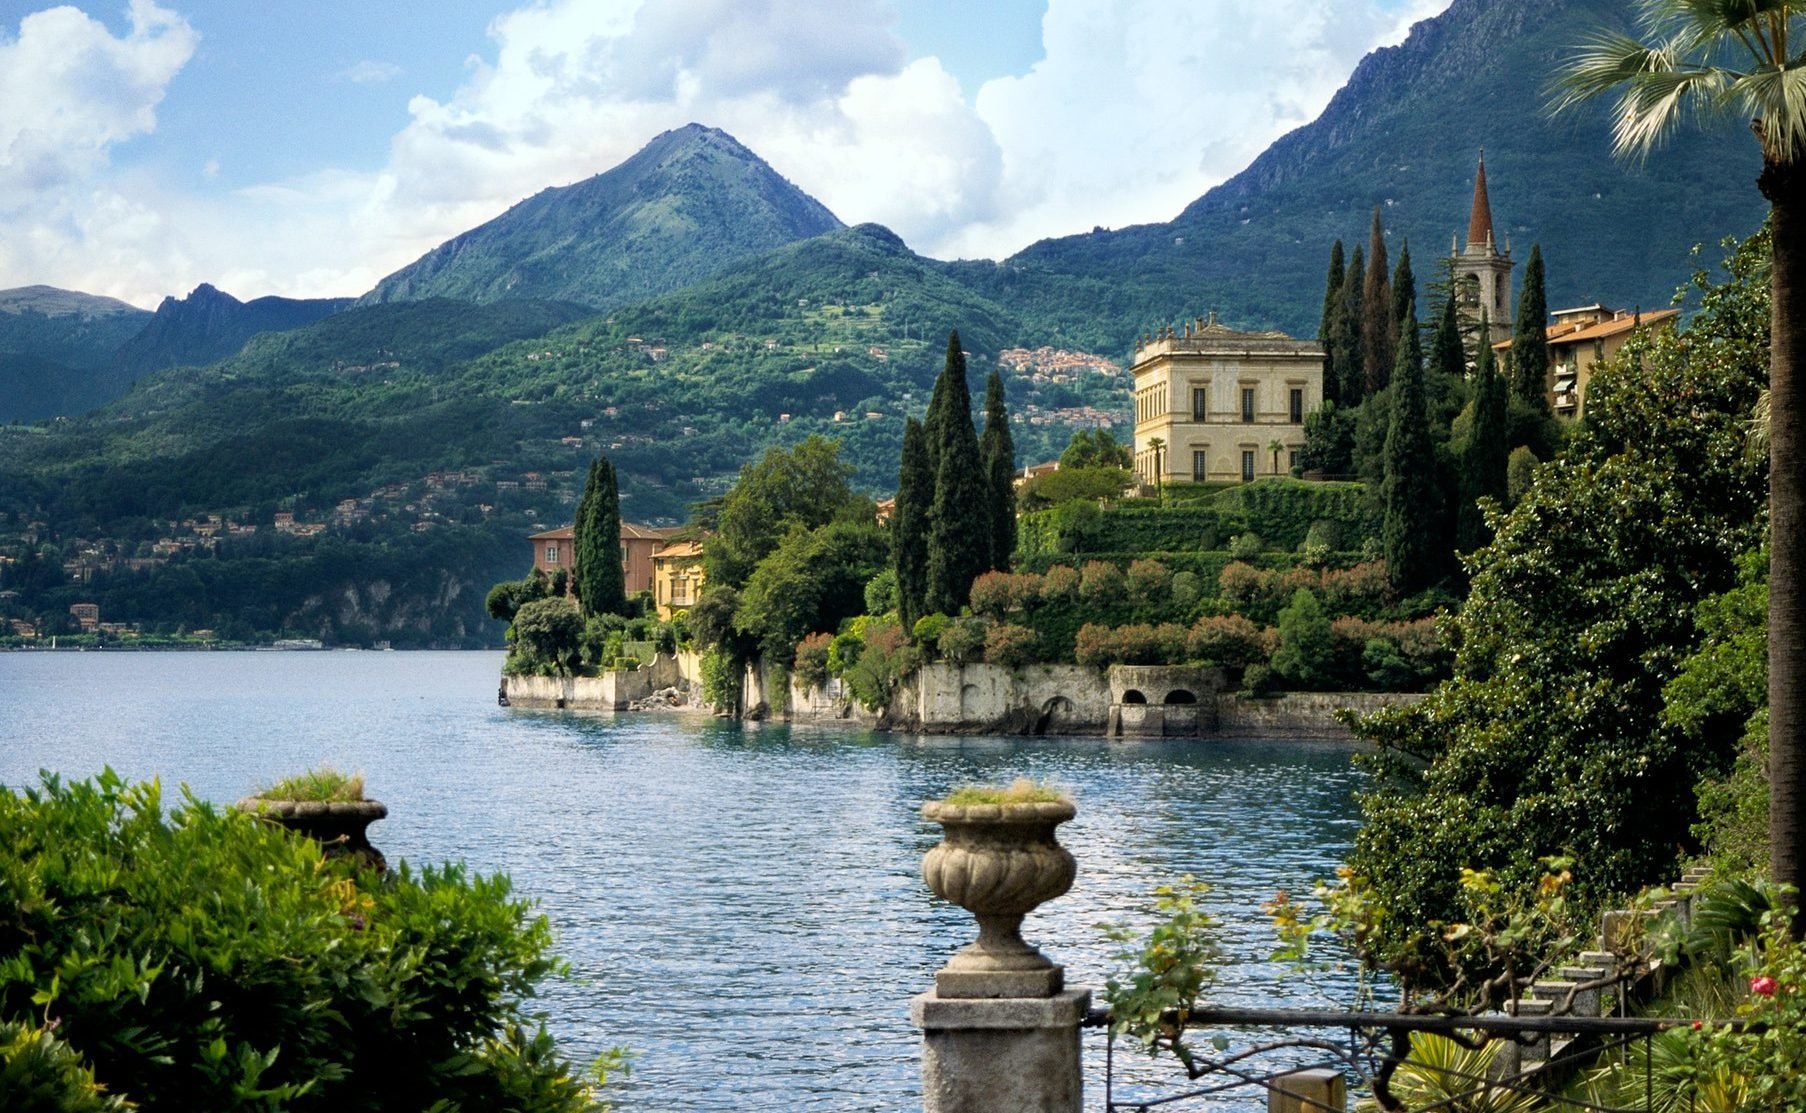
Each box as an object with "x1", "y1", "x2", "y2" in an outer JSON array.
[{"x1": 360, "y1": 123, "x2": 843, "y2": 310}]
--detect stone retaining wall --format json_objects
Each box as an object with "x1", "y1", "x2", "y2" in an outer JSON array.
[{"x1": 501, "y1": 652, "x2": 694, "y2": 711}]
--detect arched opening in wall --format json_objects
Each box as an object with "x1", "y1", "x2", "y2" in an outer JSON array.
[
  {"x1": 1122, "y1": 690, "x2": 1147, "y2": 705},
  {"x1": 1163, "y1": 689, "x2": 1197, "y2": 705},
  {"x1": 959, "y1": 683, "x2": 982, "y2": 718},
  {"x1": 1039, "y1": 696, "x2": 1076, "y2": 735}
]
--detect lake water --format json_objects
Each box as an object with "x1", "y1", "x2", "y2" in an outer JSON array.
[{"x1": 0, "y1": 650, "x2": 1370, "y2": 1110}]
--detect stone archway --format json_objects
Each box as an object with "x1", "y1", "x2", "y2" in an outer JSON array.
[
  {"x1": 1163, "y1": 689, "x2": 1197, "y2": 705},
  {"x1": 1122, "y1": 689, "x2": 1147, "y2": 705},
  {"x1": 1038, "y1": 696, "x2": 1077, "y2": 735}
]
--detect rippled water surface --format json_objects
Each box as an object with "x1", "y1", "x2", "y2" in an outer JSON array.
[{"x1": 0, "y1": 651, "x2": 1371, "y2": 1110}]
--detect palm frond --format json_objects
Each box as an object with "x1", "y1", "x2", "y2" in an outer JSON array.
[{"x1": 1734, "y1": 58, "x2": 1806, "y2": 157}]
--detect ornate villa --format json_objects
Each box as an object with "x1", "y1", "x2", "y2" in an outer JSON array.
[{"x1": 1129, "y1": 312, "x2": 1324, "y2": 486}]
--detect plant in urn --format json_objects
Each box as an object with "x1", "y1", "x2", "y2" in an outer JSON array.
[
  {"x1": 921, "y1": 780, "x2": 1076, "y2": 998},
  {"x1": 237, "y1": 767, "x2": 388, "y2": 872}
]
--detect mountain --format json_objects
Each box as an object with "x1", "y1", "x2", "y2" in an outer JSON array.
[
  {"x1": 114, "y1": 283, "x2": 353, "y2": 379},
  {"x1": 0, "y1": 287, "x2": 151, "y2": 421},
  {"x1": 957, "y1": 0, "x2": 1767, "y2": 349},
  {"x1": 361, "y1": 123, "x2": 845, "y2": 310}
]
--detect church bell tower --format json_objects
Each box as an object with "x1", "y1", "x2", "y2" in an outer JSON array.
[{"x1": 1450, "y1": 150, "x2": 1513, "y2": 335}]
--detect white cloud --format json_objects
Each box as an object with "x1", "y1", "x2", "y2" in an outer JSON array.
[
  {"x1": 338, "y1": 60, "x2": 403, "y2": 85},
  {"x1": 0, "y1": 0, "x2": 1452, "y2": 305},
  {"x1": 0, "y1": 0, "x2": 196, "y2": 198},
  {"x1": 941, "y1": 0, "x2": 1447, "y2": 258}
]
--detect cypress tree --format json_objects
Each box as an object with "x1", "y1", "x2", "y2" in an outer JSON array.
[
  {"x1": 573, "y1": 454, "x2": 625, "y2": 618},
  {"x1": 1381, "y1": 315, "x2": 1437, "y2": 594},
  {"x1": 1391, "y1": 242, "x2": 1416, "y2": 334},
  {"x1": 1319, "y1": 241, "x2": 1346, "y2": 405},
  {"x1": 1456, "y1": 314, "x2": 1510, "y2": 553},
  {"x1": 1430, "y1": 289, "x2": 1466, "y2": 383},
  {"x1": 1362, "y1": 208, "x2": 1394, "y2": 398},
  {"x1": 925, "y1": 331, "x2": 987, "y2": 615},
  {"x1": 1334, "y1": 245, "x2": 1365, "y2": 405},
  {"x1": 1512, "y1": 243, "x2": 1552, "y2": 410},
  {"x1": 893, "y1": 417, "x2": 932, "y2": 632},
  {"x1": 978, "y1": 370, "x2": 1016, "y2": 571}
]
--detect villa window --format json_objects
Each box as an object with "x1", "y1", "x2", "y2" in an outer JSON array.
[
  {"x1": 1287, "y1": 449, "x2": 1300, "y2": 473},
  {"x1": 1192, "y1": 450, "x2": 1206, "y2": 482},
  {"x1": 1191, "y1": 386, "x2": 1206, "y2": 421},
  {"x1": 1289, "y1": 388, "x2": 1303, "y2": 424},
  {"x1": 1241, "y1": 388, "x2": 1255, "y2": 423},
  {"x1": 545, "y1": 543, "x2": 559, "y2": 565},
  {"x1": 1241, "y1": 451, "x2": 1255, "y2": 482}
]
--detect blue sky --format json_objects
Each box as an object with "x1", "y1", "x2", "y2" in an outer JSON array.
[{"x1": 0, "y1": 0, "x2": 1442, "y2": 307}]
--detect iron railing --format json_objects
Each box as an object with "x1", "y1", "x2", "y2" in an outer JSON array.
[{"x1": 1085, "y1": 1004, "x2": 1736, "y2": 1112}]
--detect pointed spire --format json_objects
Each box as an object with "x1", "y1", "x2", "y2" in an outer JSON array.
[{"x1": 1467, "y1": 148, "x2": 1495, "y2": 251}]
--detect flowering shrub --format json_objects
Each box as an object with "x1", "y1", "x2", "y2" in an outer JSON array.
[
  {"x1": 1073, "y1": 622, "x2": 1186, "y2": 667},
  {"x1": 793, "y1": 631, "x2": 833, "y2": 690},
  {"x1": 1186, "y1": 615, "x2": 1270, "y2": 668},
  {"x1": 1217, "y1": 561, "x2": 1269, "y2": 607},
  {"x1": 1321, "y1": 560, "x2": 1390, "y2": 614},
  {"x1": 1078, "y1": 560, "x2": 1126, "y2": 605},
  {"x1": 1039, "y1": 563, "x2": 1080, "y2": 603},
  {"x1": 968, "y1": 571, "x2": 1015, "y2": 618},
  {"x1": 1125, "y1": 559, "x2": 1173, "y2": 605},
  {"x1": 984, "y1": 623, "x2": 1040, "y2": 668}
]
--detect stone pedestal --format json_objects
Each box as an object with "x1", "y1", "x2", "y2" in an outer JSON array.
[
  {"x1": 912, "y1": 988, "x2": 1089, "y2": 1113},
  {"x1": 1269, "y1": 1067, "x2": 1345, "y2": 1113}
]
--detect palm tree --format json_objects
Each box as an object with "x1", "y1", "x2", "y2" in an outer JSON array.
[
  {"x1": 1555, "y1": 1, "x2": 1806, "y2": 927},
  {"x1": 1269, "y1": 438, "x2": 1285, "y2": 476},
  {"x1": 1148, "y1": 437, "x2": 1166, "y2": 504}
]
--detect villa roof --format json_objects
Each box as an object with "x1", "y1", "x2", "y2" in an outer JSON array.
[{"x1": 1493, "y1": 307, "x2": 1680, "y2": 351}]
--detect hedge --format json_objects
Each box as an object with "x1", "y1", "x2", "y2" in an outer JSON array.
[
  {"x1": 1016, "y1": 479, "x2": 1379, "y2": 558},
  {"x1": 1208, "y1": 478, "x2": 1379, "y2": 550}
]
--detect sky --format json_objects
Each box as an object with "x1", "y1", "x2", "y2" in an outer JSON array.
[{"x1": 0, "y1": 0, "x2": 1445, "y2": 309}]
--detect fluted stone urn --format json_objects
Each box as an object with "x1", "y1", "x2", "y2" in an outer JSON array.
[
  {"x1": 238, "y1": 797, "x2": 389, "y2": 872},
  {"x1": 921, "y1": 798, "x2": 1077, "y2": 998}
]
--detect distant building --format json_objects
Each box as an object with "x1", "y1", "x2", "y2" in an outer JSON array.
[
  {"x1": 529, "y1": 526, "x2": 574, "y2": 579},
  {"x1": 1451, "y1": 150, "x2": 1513, "y2": 335},
  {"x1": 651, "y1": 538, "x2": 706, "y2": 620},
  {"x1": 1129, "y1": 313, "x2": 1323, "y2": 485},
  {"x1": 527, "y1": 522, "x2": 679, "y2": 596},
  {"x1": 1494, "y1": 304, "x2": 1682, "y2": 419}
]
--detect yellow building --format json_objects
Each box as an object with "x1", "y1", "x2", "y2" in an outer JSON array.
[
  {"x1": 651, "y1": 538, "x2": 706, "y2": 620},
  {"x1": 1493, "y1": 305, "x2": 1681, "y2": 419},
  {"x1": 1130, "y1": 312, "x2": 1324, "y2": 485}
]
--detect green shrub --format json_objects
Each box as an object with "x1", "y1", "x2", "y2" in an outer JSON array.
[
  {"x1": 912, "y1": 613, "x2": 952, "y2": 652},
  {"x1": 1271, "y1": 588, "x2": 1333, "y2": 689},
  {"x1": 841, "y1": 617, "x2": 921, "y2": 710},
  {"x1": 1015, "y1": 466, "x2": 1132, "y2": 512},
  {"x1": 863, "y1": 568, "x2": 898, "y2": 615},
  {"x1": 1170, "y1": 571, "x2": 1202, "y2": 611},
  {"x1": 940, "y1": 616, "x2": 991, "y2": 667},
  {"x1": 0, "y1": 1019, "x2": 126, "y2": 1113},
  {"x1": 700, "y1": 647, "x2": 741, "y2": 711},
  {"x1": 0, "y1": 771, "x2": 609, "y2": 1113},
  {"x1": 1228, "y1": 532, "x2": 1264, "y2": 560},
  {"x1": 508, "y1": 597, "x2": 584, "y2": 676}
]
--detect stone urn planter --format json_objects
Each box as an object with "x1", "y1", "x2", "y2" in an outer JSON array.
[
  {"x1": 238, "y1": 797, "x2": 389, "y2": 872},
  {"x1": 921, "y1": 798, "x2": 1077, "y2": 998}
]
